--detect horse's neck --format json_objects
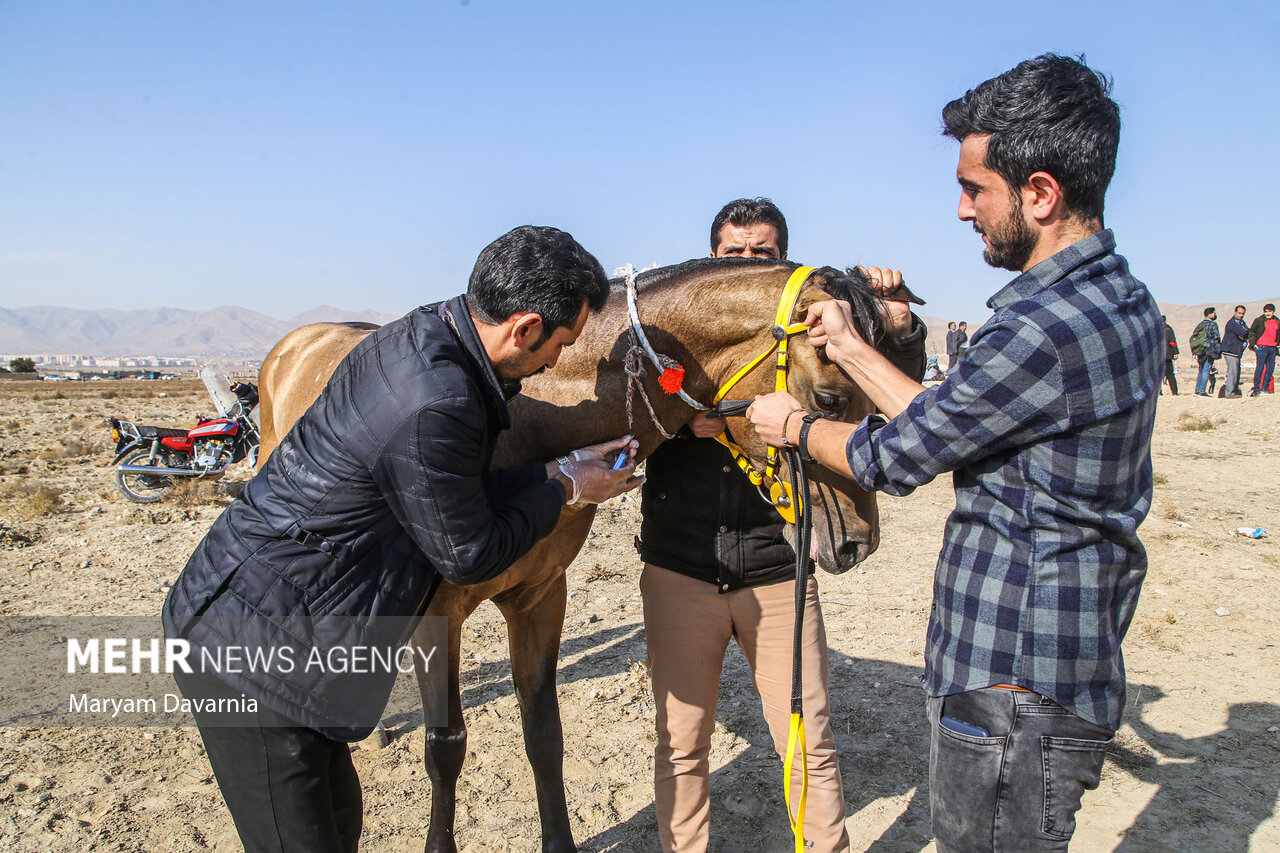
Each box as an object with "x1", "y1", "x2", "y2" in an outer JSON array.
[
  {"x1": 497, "y1": 267, "x2": 788, "y2": 465},
  {"x1": 629, "y1": 272, "x2": 784, "y2": 406}
]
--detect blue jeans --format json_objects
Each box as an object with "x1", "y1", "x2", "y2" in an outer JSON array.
[
  {"x1": 928, "y1": 687, "x2": 1112, "y2": 852},
  {"x1": 1254, "y1": 345, "x2": 1276, "y2": 392},
  {"x1": 1195, "y1": 356, "x2": 1215, "y2": 395}
]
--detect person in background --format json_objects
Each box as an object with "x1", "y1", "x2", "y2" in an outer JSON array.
[
  {"x1": 1248, "y1": 303, "x2": 1278, "y2": 396},
  {"x1": 945, "y1": 321, "x2": 960, "y2": 371},
  {"x1": 1192, "y1": 307, "x2": 1221, "y2": 397},
  {"x1": 1162, "y1": 315, "x2": 1179, "y2": 396},
  {"x1": 1221, "y1": 305, "x2": 1250, "y2": 398}
]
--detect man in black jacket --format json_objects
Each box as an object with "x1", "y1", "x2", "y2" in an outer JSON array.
[
  {"x1": 638, "y1": 198, "x2": 926, "y2": 852},
  {"x1": 1221, "y1": 305, "x2": 1250, "y2": 397},
  {"x1": 1163, "y1": 315, "x2": 1180, "y2": 395},
  {"x1": 163, "y1": 225, "x2": 643, "y2": 853}
]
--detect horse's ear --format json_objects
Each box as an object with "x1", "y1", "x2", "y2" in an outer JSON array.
[
  {"x1": 794, "y1": 268, "x2": 839, "y2": 315},
  {"x1": 795, "y1": 287, "x2": 824, "y2": 315}
]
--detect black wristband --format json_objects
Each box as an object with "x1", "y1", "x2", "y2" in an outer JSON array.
[{"x1": 798, "y1": 411, "x2": 827, "y2": 464}]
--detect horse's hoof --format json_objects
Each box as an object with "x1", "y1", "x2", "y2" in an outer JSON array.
[
  {"x1": 424, "y1": 839, "x2": 457, "y2": 853},
  {"x1": 543, "y1": 840, "x2": 577, "y2": 853}
]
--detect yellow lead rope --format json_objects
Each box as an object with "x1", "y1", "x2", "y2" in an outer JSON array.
[{"x1": 785, "y1": 712, "x2": 809, "y2": 852}]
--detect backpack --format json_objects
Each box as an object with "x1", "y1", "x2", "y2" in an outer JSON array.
[{"x1": 1189, "y1": 324, "x2": 1209, "y2": 357}]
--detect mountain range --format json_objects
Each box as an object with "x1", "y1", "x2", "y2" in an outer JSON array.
[
  {"x1": 2, "y1": 296, "x2": 1276, "y2": 359},
  {"x1": 0, "y1": 305, "x2": 401, "y2": 358}
]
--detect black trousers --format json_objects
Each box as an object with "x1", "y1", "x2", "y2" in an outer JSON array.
[
  {"x1": 175, "y1": 671, "x2": 363, "y2": 853},
  {"x1": 1163, "y1": 359, "x2": 1178, "y2": 395}
]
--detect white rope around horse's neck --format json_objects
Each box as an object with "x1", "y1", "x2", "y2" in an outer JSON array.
[
  {"x1": 623, "y1": 345, "x2": 676, "y2": 440},
  {"x1": 618, "y1": 264, "x2": 710, "y2": 439}
]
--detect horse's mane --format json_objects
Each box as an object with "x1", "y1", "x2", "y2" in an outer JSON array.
[
  {"x1": 824, "y1": 266, "x2": 887, "y2": 349},
  {"x1": 615, "y1": 257, "x2": 887, "y2": 349}
]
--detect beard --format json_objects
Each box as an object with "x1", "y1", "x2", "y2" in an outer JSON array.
[{"x1": 976, "y1": 196, "x2": 1038, "y2": 272}]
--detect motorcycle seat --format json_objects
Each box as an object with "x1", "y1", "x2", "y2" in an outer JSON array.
[{"x1": 138, "y1": 425, "x2": 189, "y2": 440}]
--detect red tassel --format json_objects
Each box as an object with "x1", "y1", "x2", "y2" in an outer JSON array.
[{"x1": 657, "y1": 365, "x2": 685, "y2": 394}]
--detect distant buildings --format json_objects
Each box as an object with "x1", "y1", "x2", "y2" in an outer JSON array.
[{"x1": 1, "y1": 353, "x2": 257, "y2": 370}]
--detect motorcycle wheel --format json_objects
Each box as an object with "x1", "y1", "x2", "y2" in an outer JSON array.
[{"x1": 115, "y1": 449, "x2": 181, "y2": 504}]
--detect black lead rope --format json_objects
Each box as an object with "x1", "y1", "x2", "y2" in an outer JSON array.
[
  {"x1": 708, "y1": 399, "x2": 752, "y2": 418},
  {"x1": 783, "y1": 446, "x2": 811, "y2": 848},
  {"x1": 785, "y1": 447, "x2": 810, "y2": 716}
]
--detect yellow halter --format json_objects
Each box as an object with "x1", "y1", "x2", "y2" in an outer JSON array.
[{"x1": 709, "y1": 265, "x2": 815, "y2": 524}]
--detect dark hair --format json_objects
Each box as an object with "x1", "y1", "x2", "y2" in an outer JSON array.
[
  {"x1": 710, "y1": 198, "x2": 788, "y2": 256},
  {"x1": 467, "y1": 226, "x2": 609, "y2": 336},
  {"x1": 1266, "y1": 303, "x2": 1276, "y2": 312},
  {"x1": 1204, "y1": 307, "x2": 1216, "y2": 317},
  {"x1": 1235, "y1": 305, "x2": 1247, "y2": 312},
  {"x1": 942, "y1": 54, "x2": 1120, "y2": 224}
]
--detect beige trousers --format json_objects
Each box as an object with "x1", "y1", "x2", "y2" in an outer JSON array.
[{"x1": 641, "y1": 564, "x2": 850, "y2": 853}]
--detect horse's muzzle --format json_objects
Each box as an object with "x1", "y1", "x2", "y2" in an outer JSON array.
[{"x1": 819, "y1": 535, "x2": 877, "y2": 575}]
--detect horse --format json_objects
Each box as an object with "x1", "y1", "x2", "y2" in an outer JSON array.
[{"x1": 257, "y1": 258, "x2": 910, "y2": 853}]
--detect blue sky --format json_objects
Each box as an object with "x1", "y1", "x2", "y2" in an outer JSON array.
[{"x1": 1, "y1": 1, "x2": 1277, "y2": 324}]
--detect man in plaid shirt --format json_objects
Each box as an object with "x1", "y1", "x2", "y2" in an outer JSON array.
[{"x1": 749, "y1": 55, "x2": 1163, "y2": 851}]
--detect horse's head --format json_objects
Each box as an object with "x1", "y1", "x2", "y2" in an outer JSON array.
[
  {"x1": 787, "y1": 266, "x2": 891, "y2": 571},
  {"x1": 658, "y1": 261, "x2": 895, "y2": 574}
]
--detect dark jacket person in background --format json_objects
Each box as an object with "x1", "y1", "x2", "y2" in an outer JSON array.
[
  {"x1": 1221, "y1": 305, "x2": 1250, "y2": 397},
  {"x1": 1192, "y1": 307, "x2": 1221, "y2": 396},
  {"x1": 163, "y1": 225, "x2": 643, "y2": 853},
  {"x1": 1162, "y1": 315, "x2": 1179, "y2": 395}
]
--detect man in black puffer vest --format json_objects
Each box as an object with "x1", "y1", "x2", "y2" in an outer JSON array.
[
  {"x1": 637, "y1": 199, "x2": 926, "y2": 853},
  {"x1": 163, "y1": 226, "x2": 643, "y2": 853}
]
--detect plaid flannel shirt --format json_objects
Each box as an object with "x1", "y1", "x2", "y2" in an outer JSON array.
[{"x1": 846, "y1": 230, "x2": 1163, "y2": 730}]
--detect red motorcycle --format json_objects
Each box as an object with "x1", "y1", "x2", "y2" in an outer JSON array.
[{"x1": 108, "y1": 382, "x2": 261, "y2": 503}]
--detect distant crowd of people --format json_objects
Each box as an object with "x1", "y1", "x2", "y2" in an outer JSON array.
[{"x1": 1161, "y1": 304, "x2": 1278, "y2": 397}]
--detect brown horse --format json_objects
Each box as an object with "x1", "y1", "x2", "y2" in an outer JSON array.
[{"x1": 257, "y1": 258, "x2": 906, "y2": 853}]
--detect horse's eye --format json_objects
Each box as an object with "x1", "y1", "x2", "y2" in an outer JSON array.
[{"x1": 814, "y1": 391, "x2": 842, "y2": 412}]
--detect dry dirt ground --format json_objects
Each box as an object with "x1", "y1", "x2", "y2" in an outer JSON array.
[{"x1": 0, "y1": 378, "x2": 1277, "y2": 852}]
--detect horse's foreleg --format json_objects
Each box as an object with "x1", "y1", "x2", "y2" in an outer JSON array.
[
  {"x1": 498, "y1": 573, "x2": 574, "y2": 853},
  {"x1": 416, "y1": 615, "x2": 467, "y2": 853}
]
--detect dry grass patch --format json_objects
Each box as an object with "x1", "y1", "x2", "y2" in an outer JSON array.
[
  {"x1": 168, "y1": 479, "x2": 233, "y2": 507},
  {"x1": 35, "y1": 437, "x2": 100, "y2": 461},
  {"x1": 1176, "y1": 412, "x2": 1222, "y2": 432},
  {"x1": 584, "y1": 562, "x2": 626, "y2": 583},
  {"x1": 0, "y1": 480, "x2": 65, "y2": 520}
]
